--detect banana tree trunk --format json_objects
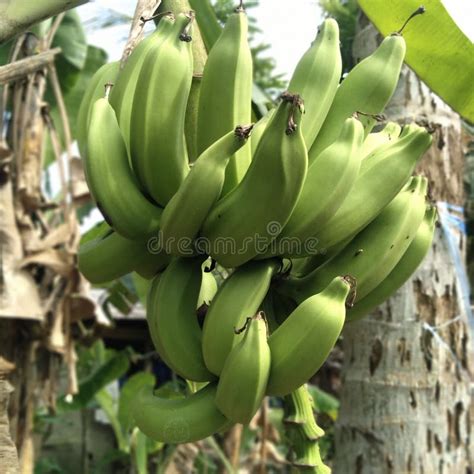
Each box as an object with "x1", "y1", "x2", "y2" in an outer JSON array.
[
  {"x1": 334, "y1": 17, "x2": 474, "y2": 473},
  {"x1": 0, "y1": 0, "x2": 88, "y2": 44}
]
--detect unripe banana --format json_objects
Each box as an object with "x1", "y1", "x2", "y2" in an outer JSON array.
[
  {"x1": 201, "y1": 93, "x2": 308, "y2": 268},
  {"x1": 78, "y1": 227, "x2": 169, "y2": 284},
  {"x1": 197, "y1": 2, "x2": 253, "y2": 195},
  {"x1": 216, "y1": 312, "x2": 271, "y2": 424},
  {"x1": 360, "y1": 121, "x2": 402, "y2": 158},
  {"x1": 309, "y1": 34, "x2": 406, "y2": 161},
  {"x1": 202, "y1": 259, "x2": 280, "y2": 376},
  {"x1": 288, "y1": 18, "x2": 341, "y2": 149},
  {"x1": 160, "y1": 125, "x2": 253, "y2": 256},
  {"x1": 280, "y1": 177, "x2": 428, "y2": 304},
  {"x1": 147, "y1": 257, "x2": 214, "y2": 382},
  {"x1": 76, "y1": 61, "x2": 119, "y2": 160},
  {"x1": 132, "y1": 382, "x2": 232, "y2": 443},
  {"x1": 85, "y1": 93, "x2": 163, "y2": 239},
  {"x1": 130, "y1": 13, "x2": 193, "y2": 206},
  {"x1": 265, "y1": 117, "x2": 364, "y2": 258},
  {"x1": 250, "y1": 109, "x2": 274, "y2": 156},
  {"x1": 307, "y1": 123, "x2": 432, "y2": 252},
  {"x1": 347, "y1": 206, "x2": 437, "y2": 322},
  {"x1": 267, "y1": 276, "x2": 351, "y2": 396},
  {"x1": 110, "y1": 14, "x2": 175, "y2": 153},
  {"x1": 284, "y1": 385, "x2": 324, "y2": 440}
]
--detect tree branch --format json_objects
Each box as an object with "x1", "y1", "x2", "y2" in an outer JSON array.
[
  {"x1": 0, "y1": 48, "x2": 61, "y2": 85},
  {"x1": 0, "y1": 0, "x2": 88, "y2": 44}
]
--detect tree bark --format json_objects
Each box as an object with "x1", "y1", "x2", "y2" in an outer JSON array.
[{"x1": 334, "y1": 19, "x2": 473, "y2": 474}]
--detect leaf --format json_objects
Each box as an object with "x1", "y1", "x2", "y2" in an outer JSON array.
[
  {"x1": 51, "y1": 10, "x2": 87, "y2": 93},
  {"x1": 118, "y1": 372, "x2": 155, "y2": 432},
  {"x1": 95, "y1": 388, "x2": 128, "y2": 452},
  {"x1": 357, "y1": 0, "x2": 474, "y2": 123},
  {"x1": 306, "y1": 385, "x2": 340, "y2": 421},
  {"x1": 57, "y1": 350, "x2": 130, "y2": 412}
]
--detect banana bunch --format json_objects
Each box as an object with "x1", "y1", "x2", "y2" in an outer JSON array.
[{"x1": 76, "y1": 3, "x2": 435, "y2": 449}]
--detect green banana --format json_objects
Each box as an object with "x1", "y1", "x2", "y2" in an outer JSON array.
[
  {"x1": 309, "y1": 34, "x2": 406, "y2": 162},
  {"x1": 287, "y1": 18, "x2": 341, "y2": 149},
  {"x1": 110, "y1": 14, "x2": 175, "y2": 153},
  {"x1": 147, "y1": 257, "x2": 214, "y2": 382},
  {"x1": 160, "y1": 125, "x2": 253, "y2": 256},
  {"x1": 202, "y1": 259, "x2": 280, "y2": 376},
  {"x1": 76, "y1": 61, "x2": 119, "y2": 160},
  {"x1": 250, "y1": 109, "x2": 274, "y2": 156},
  {"x1": 283, "y1": 385, "x2": 324, "y2": 440},
  {"x1": 130, "y1": 13, "x2": 193, "y2": 206},
  {"x1": 201, "y1": 93, "x2": 308, "y2": 268},
  {"x1": 197, "y1": 2, "x2": 253, "y2": 195},
  {"x1": 347, "y1": 205, "x2": 437, "y2": 322},
  {"x1": 280, "y1": 177, "x2": 428, "y2": 304},
  {"x1": 132, "y1": 382, "x2": 231, "y2": 443},
  {"x1": 78, "y1": 228, "x2": 169, "y2": 284},
  {"x1": 215, "y1": 312, "x2": 271, "y2": 424},
  {"x1": 86, "y1": 93, "x2": 163, "y2": 239},
  {"x1": 360, "y1": 121, "x2": 402, "y2": 158},
  {"x1": 265, "y1": 117, "x2": 364, "y2": 258},
  {"x1": 306, "y1": 123, "x2": 432, "y2": 252},
  {"x1": 267, "y1": 276, "x2": 351, "y2": 396}
]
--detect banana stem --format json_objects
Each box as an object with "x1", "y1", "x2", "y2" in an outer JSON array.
[
  {"x1": 342, "y1": 274, "x2": 357, "y2": 307},
  {"x1": 396, "y1": 5, "x2": 426, "y2": 35},
  {"x1": 104, "y1": 82, "x2": 113, "y2": 100},
  {"x1": 140, "y1": 11, "x2": 173, "y2": 24},
  {"x1": 236, "y1": 0, "x2": 245, "y2": 13}
]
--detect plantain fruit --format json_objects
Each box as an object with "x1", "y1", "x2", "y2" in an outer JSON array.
[
  {"x1": 306, "y1": 123, "x2": 432, "y2": 252},
  {"x1": 132, "y1": 382, "x2": 231, "y2": 443},
  {"x1": 267, "y1": 276, "x2": 351, "y2": 396},
  {"x1": 347, "y1": 205, "x2": 437, "y2": 322},
  {"x1": 85, "y1": 92, "x2": 163, "y2": 239},
  {"x1": 110, "y1": 14, "x2": 175, "y2": 153},
  {"x1": 287, "y1": 18, "x2": 341, "y2": 149},
  {"x1": 202, "y1": 259, "x2": 280, "y2": 376},
  {"x1": 76, "y1": 61, "x2": 119, "y2": 160},
  {"x1": 130, "y1": 13, "x2": 193, "y2": 206},
  {"x1": 147, "y1": 257, "x2": 214, "y2": 382},
  {"x1": 265, "y1": 117, "x2": 364, "y2": 258},
  {"x1": 250, "y1": 109, "x2": 274, "y2": 156},
  {"x1": 280, "y1": 177, "x2": 428, "y2": 304},
  {"x1": 78, "y1": 227, "x2": 169, "y2": 284},
  {"x1": 160, "y1": 125, "x2": 253, "y2": 256},
  {"x1": 216, "y1": 312, "x2": 271, "y2": 424},
  {"x1": 309, "y1": 34, "x2": 406, "y2": 161},
  {"x1": 201, "y1": 93, "x2": 308, "y2": 268},
  {"x1": 360, "y1": 121, "x2": 402, "y2": 158},
  {"x1": 197, "y1": 2, "x2": 253, "y2": 195}
]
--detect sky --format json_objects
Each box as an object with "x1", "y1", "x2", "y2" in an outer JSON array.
[{"x1": 77, "y1": 0, "x2": 474, "y2": 83}]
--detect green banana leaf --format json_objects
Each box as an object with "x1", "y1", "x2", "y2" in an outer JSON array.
[
  {"x1": 95, "y1": 388, "x2": 128, "y2": 452},
  {"x1": 358, "y1": 0, "x2": 474, "y2": 123},
  {"x1": 307, "y1": 384, "x2": 340, "y2": 421},
  {"x1": 57, "y1": 350, "x2": 130, "y2": 412}
]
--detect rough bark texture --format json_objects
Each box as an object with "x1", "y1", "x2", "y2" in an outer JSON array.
[{"x1": 334, "y1": 19, "x2": 473, "y2": 474}]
